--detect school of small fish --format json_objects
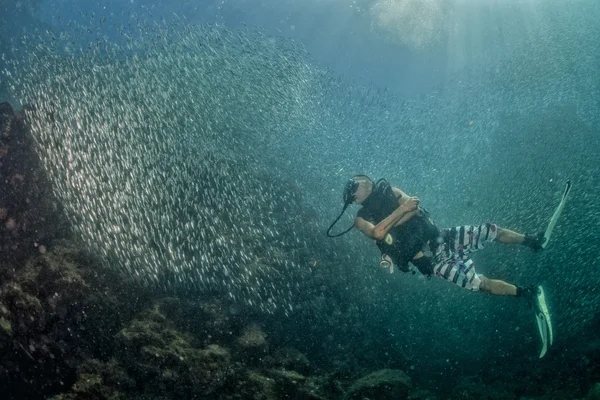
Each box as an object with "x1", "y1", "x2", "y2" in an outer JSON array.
[{"x1": 4, "y1": 19, "x2": 333, "y2": 314}]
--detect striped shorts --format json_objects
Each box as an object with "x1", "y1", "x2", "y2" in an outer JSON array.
[{"x1": 433, "y1": 223, "x2": 498, "y2": 291}]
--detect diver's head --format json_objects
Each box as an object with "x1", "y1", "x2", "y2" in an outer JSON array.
[
  {"x1": 328, "y1": 174, "x2": 374, "y2": 238},
  {"x1": 344, "y1": 175, "x2": 373, "y2": 205}
]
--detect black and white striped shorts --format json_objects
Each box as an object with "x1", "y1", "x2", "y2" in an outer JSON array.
[{"x1": 433, "y1": 223, "x2": 498, "y2": 291}]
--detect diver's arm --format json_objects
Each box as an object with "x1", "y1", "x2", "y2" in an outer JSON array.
[
  {"x1": 355, "y1": 199, "x2": 419, "y2": 241},
  {"x1": 393, "y1": 207, "x2": 419, "y2": 227},
  {"x1": 373, "y1": 204, "x2": 419, "y2": 239},
  {"x1": 391, "y1": 187, "x2": 419, "y2": 227},
  {"x1": 392, "y1": 187, "x2": 411, "y2": 206},
  {"x1": 354, "y1": 217, "x2": 375, "y2": 239}
]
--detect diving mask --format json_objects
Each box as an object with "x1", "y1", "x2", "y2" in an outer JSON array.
[{"x1": 343, "y1": 179, "x2": 360, "y2": 204}]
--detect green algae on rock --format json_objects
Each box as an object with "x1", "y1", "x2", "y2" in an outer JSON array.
[
  {"x1": 116, "y1": 300, "x2": 234, "y2": 398},
  {"x1": 347, "y1": 369, "x2": 412, "y2": 400},
  {"x1": 273, "y1": 347, "x2": 311, "y2": 375},
  {"x1": 0, "y1": 241, "x2": 150, "y2": 399}
]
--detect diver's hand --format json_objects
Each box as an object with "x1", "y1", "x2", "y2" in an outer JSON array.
[{"x1": 402, "y1": 197, "x2": 420, "y2": 212}]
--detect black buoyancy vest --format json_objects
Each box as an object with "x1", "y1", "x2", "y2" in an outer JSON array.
[{"x1": 358, "y1": 180, "x2": 440, "y2": 271}]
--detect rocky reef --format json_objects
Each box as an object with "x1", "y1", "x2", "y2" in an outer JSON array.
[
  {"x1": 0, "y1": 102, "x2": 68, "y2": 264},
  {"x1": 0, "y1": 240, "x2": 150, "y2": 399}
]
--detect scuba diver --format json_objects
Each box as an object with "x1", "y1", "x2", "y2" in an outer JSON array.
[{"x1": 327, "y1": 175, "x2": 571, "y2": 358}]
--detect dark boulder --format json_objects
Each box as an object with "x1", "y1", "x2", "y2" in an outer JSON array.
[
  {"x1": 0, "y1": 102, "x2": 68, "y2": 266},
  {"x1": 346, "y1": 369, "x2": 412, "y2": 400}
]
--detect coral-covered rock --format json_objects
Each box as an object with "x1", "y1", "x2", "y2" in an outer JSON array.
[
  {"x1": 235, "y1": 323, "x2": 269, "y2": 364},
  {"x1": 266, "y1": 368, "x2": 306, "y2": 389},
  {"x1": 0, "y1": 283, "x2": 45, "y2": 334},
  {"x1": 241, "y1": 370, "x2": 279, "y2": 400},
  {"x1": 346, "y1": 369, "x2": 412, "y2": 400},
  {"x1": 233, "y1": 369, "x2": 336, "y2": 400},
  {"x1": 297, "y1": 376, "x2": 330, "y2": 400},
  {"x1": 116, "y1": 299, "x2": 234, "y2": 398},
  {"x1": 233, "y1": 369, "x2": 312, "y2": 400},
  {"x1": 265, "y1": 369, "x2": 306, "y2": 387},
  {"x1": 49, "y1": 359, "x2": 133, "y2": 400},
  {"x1": 0, "y1": 241, "x2": 150, "y2": 399},
  {"x1": 0, "y1": 314, "x2": 13, "y2": 351},
  {"x1": 237, "y1": 323, "x2": 268, "y2": 349},
  {"x1": 273, "y1": 347, "x2": 310, "y2": 375},
  {"x1": 146, "y1": 296, "x2": 239, "y2": 346}
]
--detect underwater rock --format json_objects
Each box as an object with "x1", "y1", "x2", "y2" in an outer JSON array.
[
  {"x1": 0, "y1": 102, "x2": 15, "y2": 134},
  {"x1": 0, "y1": 102, "x2": 67, "y2": 265},
  {"x1": 146, "y1": 296, "x2": 243, "y2": 347},
  {"x1": 0, "y1": 311, "x2": 14, "y2": 351},
  {"x1": 346, "y1": 369, "x2": 412, "y2": 400},
  {"x1": 240, "y1": 371, "x2": 279, "y2": 400},
  {"x1": 116, "y1": 300, "x2": 234, "y2": 398},
  {"x1": 49, "y1": 359, "x2": 134, "y2": 400},
  {"x1": 450, "y1": 377, "x2": 515, "y2": 400},
  {"x1": 0, "y1": 241, "x2": 150, "y2": 399},
  {"x1": 296, "y1": 376, "x2": 331, "y2": 400},
  {"x1": 235, "y1": 323, "x2": 269, "y2": 364},
  {"x1": 237, "y1": 323, "x2": 268, "y2": 348},
  {"x1": 0, "y1": 316, "x2": 12, "y2": 335},
  {"x1": 408, "y1": 388, "x2": 439, "y2": 400},
  {"x1": 0, "y1": 283, "x2": 45, "y2": 333},
  {"x1": 273, "y1": 347, "x2": 311, "y2": 375},
  {"x1": 242, "y1": 371, "x2": 343, "y2": 400},
  {"x1": 265, "y1": 368, "x2": 306, "y2": 385},
  {"x1": 115, "y1": 296, "x2": 242, "y2": 350},
  {"x1": 587, "y1": 383, "x2": 600, "y2": 400},
  {"x1": 579, "y1": 339, "x2": 600, "y2": 366},
  {"x1": 233, "y1": 369, "x2": 315, "y2": 400}
]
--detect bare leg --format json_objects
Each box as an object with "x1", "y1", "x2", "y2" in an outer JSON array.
[
  {"x1": 495, "y1": 227, "x2": 525, "y2": 245},
  {"x1": 479, "y1": 276, "x2": 517, "y2": 296}
]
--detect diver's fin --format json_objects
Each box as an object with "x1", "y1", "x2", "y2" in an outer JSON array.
[
  {"x1": 535, "y1": 313, "x2": 548, "y2": 358},
  {"x1": 542, "y1": 180, "x2": 572, "y2": 250},
  {"x1": 534, "y1": 285, "x2": 553, "y2": 358}
]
